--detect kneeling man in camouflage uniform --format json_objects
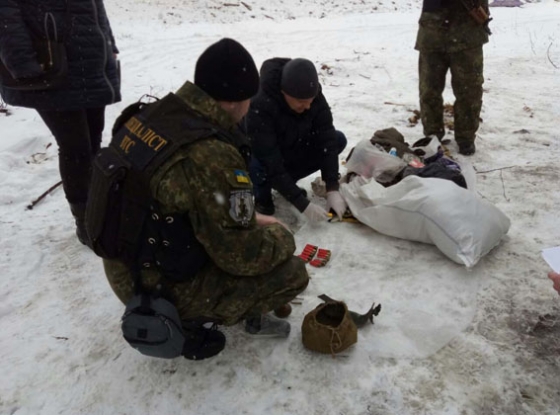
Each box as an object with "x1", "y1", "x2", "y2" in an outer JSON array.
[{"x1": 101, "y1": 39, "x2": 309, "y2": 358}]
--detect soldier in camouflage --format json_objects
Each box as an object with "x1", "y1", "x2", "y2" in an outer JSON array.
[
  {"x1": 415, "y1": 0, "x2": 490, "y2": 155},
  {"x1": 102, "y1": 39, "x2": 309, "y2": 343}
]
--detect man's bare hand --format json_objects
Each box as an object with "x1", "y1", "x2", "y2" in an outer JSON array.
[{"x1": 548, "y1": 272, "x2": 560, "y2": 295}]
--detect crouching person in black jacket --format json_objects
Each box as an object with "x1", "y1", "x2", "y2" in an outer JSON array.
[{"x1": 245, "y1": 58, "x2": 347, "y2": 222}]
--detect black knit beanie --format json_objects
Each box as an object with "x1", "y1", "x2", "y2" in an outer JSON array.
[
  {"x1": 194, "y1": 38, "x2": 259, "y2": 102},
  {"x1": 280, "y1": 58, "x2": 319, "y2": 99}
]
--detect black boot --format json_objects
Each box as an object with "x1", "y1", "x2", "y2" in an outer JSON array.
[
  {"x1": 69, "y1": 203, "x2": 88, "y2": 245},
  {"x1": 458, "y1": 142, "x2": 476, "y2": 156},
  {"x1": 182, "y1": 322, "x2": 226, "y2": 360}
]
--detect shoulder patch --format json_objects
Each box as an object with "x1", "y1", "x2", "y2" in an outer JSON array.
[
  {"x1": 229, "y1": 190, "x2": 254, "y2": 227},
  {"x1": 234, "y1": 169, "x2": 250, "y2": 184}
]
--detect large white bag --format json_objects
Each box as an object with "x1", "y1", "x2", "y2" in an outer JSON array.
[{"x1": 340, "y1": 175, "x2": 511, "y2": 267}]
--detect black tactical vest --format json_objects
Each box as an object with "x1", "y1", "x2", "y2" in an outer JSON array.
[{"x1": 85, "y1": 93, "x2": 250, "y2": 283}]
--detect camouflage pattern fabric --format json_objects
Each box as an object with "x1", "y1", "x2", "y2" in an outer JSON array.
[
  {"x1": 103, "y1": 81, "x2": 309, "y2": 325},
  {"x1": 415, "y1": 0, "x2": 489, "y2": 145},
  {"x1": 414, "y1": 0, "x2": 489, "y2": 54},
  {"x1": 419, "y1": 47, "x2": 484, "y2": 145}
]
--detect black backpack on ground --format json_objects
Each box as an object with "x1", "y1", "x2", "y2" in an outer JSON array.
[{"x1": 121, "y1": 291, "x2": 225, "y2": 361}]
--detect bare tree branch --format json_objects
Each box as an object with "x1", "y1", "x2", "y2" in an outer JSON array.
[
  {"x1": 475, "y1": 165, "x2": 519, "y2": 174},
  {"x1": 500, "y1": 170, "x2": 510, "y2": 202},
  {"x1": 26, "y1": 181, "x2": 63, "y2": 210},
  {"x1": 547, "y1": 41, "x2": 559, "y2": 69}
]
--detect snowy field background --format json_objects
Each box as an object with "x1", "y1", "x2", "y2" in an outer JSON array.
[{"x1": 1, "y1": 1, "x2": 560, "y2": 414}]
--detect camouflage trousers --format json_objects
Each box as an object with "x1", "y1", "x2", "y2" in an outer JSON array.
[
  {"x1": 104, "y1": 256, "x2": 309, "y2": 326},
  {"x1": 418, "y1": 46, "x2": 484, "y2": 146}
]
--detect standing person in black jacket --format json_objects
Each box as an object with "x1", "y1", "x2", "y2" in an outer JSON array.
[
  {"x1": 245, "y1": 57, "x2": 347, "y2": 221},
  {"x1": 0, "y1": 0, "x2": 121, "y2": 243}
]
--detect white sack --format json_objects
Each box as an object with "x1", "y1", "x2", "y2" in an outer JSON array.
[
  {"x1": 457, "y1": 159, "x2": 476, "y2": 192},
  {"x1": 340, "y1": 175, "x2": 511, "y2": 267}
]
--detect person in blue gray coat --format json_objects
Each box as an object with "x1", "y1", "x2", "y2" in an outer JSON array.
[{"x1": 0, "y1": 0, "x2": 121, "y2": 243}]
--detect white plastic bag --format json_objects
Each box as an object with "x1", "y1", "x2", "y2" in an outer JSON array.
[
  {"x1": 345, "y1": 139, "x2": 406, "y2": 183},
  {"x1": 340, "y1": 175, "x2": 510, "y2": 267},
  {"x1": 410, "y1": 135, "x2": 440, "y2": 160}
]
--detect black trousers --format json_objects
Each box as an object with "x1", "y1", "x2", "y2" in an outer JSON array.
[
  {"x1": 37, "y1": 107, "x2": 106, "y2": 205},
  {"x1": 250, "y1": 131, "x2": 348, "y2": 204}
]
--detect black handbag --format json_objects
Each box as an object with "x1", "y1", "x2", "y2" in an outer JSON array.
[{"x1": 0, "y1": 10, "x2": 69, "y2": 91}]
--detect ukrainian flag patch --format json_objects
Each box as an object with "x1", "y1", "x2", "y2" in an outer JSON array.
[{"x1": 234, "y1": 169, "x2": 250, "y2": 184}]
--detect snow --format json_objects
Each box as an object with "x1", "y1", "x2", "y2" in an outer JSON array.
[{"x1": 1, "y1": 1, "x2": 560, "y2": 414}]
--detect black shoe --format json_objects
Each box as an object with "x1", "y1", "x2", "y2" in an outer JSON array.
[
  {"x1": 458, "y1": 142, "x2": 476, "y2": 156},
  {"x1": 182, "y1": 323, "x2": 226, "y2": 361},
  {"x1": 255, "y1": 200, "x2": 275, "y2": 215}
]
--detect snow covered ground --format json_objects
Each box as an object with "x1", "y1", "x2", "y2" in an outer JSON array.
[{"x1": 1, "y1": 1, "x2": 560, "y2": 414}]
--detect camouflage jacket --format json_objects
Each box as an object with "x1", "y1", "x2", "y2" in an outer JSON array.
[
  {"x1": 415, "y1": 0, "x2": 490, "y2": 53},
  {"x1": 104, "y1": 82, "x2": 296, "y2": 288}
]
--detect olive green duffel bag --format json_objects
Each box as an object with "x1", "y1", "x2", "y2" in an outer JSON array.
[{"x1": 301, "y1": 300, "x2": 358, "y2": 355}]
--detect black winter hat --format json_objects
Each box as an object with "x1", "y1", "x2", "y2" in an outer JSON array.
[
  {"x1": 280, "y1": 58, "x2": 319, "y2": 99},
  {"x1": 194, "y1": 38, "x2": 259, "y2": 102}
]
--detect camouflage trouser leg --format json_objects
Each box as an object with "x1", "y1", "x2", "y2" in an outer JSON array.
[
  {"x1": 419, "y1": 51, "x2": 449, "y2": 139},
  {"x1": 174, "y1": 256, "x2": 309, "y2": 326},
  {"x1": 449, "y1": 47, "x2": 484, "y2": 146},
  {"x1": 104, "y1": 256, "x2": 309, "y2": 326}
]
